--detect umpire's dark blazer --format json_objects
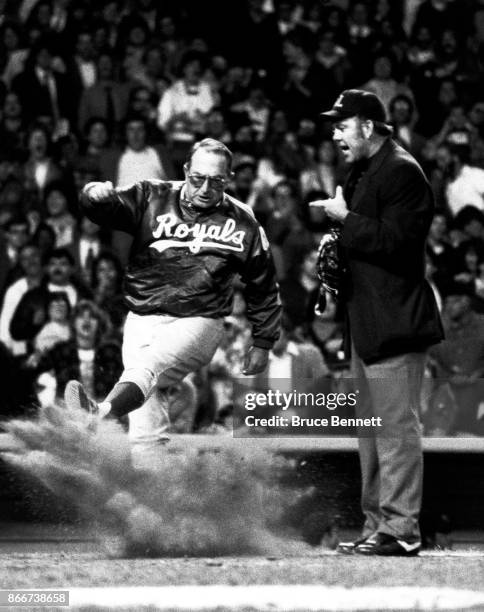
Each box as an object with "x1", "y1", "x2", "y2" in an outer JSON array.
[{"x1": 340, "y1": 138, "x2": 443, "y2": 364}]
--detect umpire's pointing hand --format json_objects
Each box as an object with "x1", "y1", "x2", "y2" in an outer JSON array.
[
  {"x1": 84, "y1": 181, "x2": 116, "y2": 202},
  {"x1": 309, "y1": 185, "x2": 349, "y2": 222},
  {"x1": 242, "y1": 346, "x2": 269, "y2": 375}
]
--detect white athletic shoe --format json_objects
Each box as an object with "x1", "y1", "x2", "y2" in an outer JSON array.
[{"x1": 64, "y1": 380, "x2": 99, "y2": 415}]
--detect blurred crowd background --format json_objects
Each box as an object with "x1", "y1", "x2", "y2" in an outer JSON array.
[{"x1": 1, "y1": 0, "x2": 484, "y2": 437}]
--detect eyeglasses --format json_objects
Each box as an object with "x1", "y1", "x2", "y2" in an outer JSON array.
[{"x1": 187, "y1": 173, "x2": 228, "y2": 190}]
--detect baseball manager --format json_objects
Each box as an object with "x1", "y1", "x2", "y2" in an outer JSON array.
[{"x1": 65, "y1": 138, "x2": 281, "y2": 446}]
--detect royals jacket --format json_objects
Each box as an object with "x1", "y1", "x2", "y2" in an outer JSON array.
[{"x1": 80, "y1": 180, "x2": 281, "y2": 349}]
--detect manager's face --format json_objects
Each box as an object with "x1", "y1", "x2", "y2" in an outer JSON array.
[
  {"x1": 184, "y1": 149, "x2": 230, "y2": 209},
  {"x1": 332, "y1": 116, "x2": 370, "y2": 163}
]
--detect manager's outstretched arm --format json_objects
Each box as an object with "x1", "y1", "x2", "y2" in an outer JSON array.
[{"x1": 80, "y1": 181, "x2": 150, "y2": 234}]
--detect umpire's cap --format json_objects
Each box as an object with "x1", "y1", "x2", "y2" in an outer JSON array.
[{"x1": 321, "y1": 89, "x2": 393, "y2": 134}]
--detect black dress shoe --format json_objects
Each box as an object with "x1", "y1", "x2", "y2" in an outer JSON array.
[
  {"x1": 336, "y1": 533, "x2": 377, "y2": 555},
  {"x1": 355, "y1": 532, "x2": 421, "y2": 556}
]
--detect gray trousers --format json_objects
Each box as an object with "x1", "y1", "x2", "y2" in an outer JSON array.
[{"x1": 351, "y1": 347, "x2": 426, "y2": 543}]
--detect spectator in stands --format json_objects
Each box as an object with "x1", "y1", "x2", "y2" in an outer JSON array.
[
  {"x1": 130, "y1": 45, "x2": 170, "y2": 99},
  {"x1": 346, "y1": 1, "x2": 376, "y2": 84},
  {"x1": 279, "y1": 245, "x2": 319, "y2": 330},
  {"x1": 78, "y1": 52, "x2": 131, "y2": 135},
  {"x1": 314, "y1": 30, "x2": 350, "y2": 111},
  {"x1": 219, "y1": 65, "x2": 252, "y2": 111},
  {"x1": 10, "y1": 247, "x2": 90, "y2": 353},
  {"x1": 299, "y1": 139, "x2": 341, "y2": 199},
  {"x1": 0, "y1": 152, "x2": 25, "y2": 228},
  {"x1": 407, "y1": 25, "x2": 437, "y2": 135},
  {"x1": 444, "y1": 144, "x2": 484, "y2": 217},
  {"x1": 0, "y1": 242, "x2": 43, "y2": 357},
  {"x1": 156, "y1": 14, "x2": 184, "y2": 79},
  {"x1": 281, "y1": 34, "x2": 327, "y2": 128},
  {"x1": 435, "y1": 28, "x2": 468, "y2": 84},
  {"x1": 228, "y1": 0, "x2": 284, "y2": 81},
  {"x1": 43, "y1": 181, "x2": 77, "y2": 248},
  {"x1": 229, "y1": 85, "x2": 271, "y2": 143},
  {"x1": 121, "y1": 16, "x2": 150, "y2": 85},
  {"x1": 70, "y1": 215, "x2": 105, "y2": 286},
  {"x1": 265, "y1": 179, "x2": 313, "y2": 281},
  {"x1": 322, "y1": 4, "x2": 347, "y2": 43},
  {"x1": 97, "y1": 0, "x2": 123, "y2": 51},
  {"x1": 204, "y1": 107, "x2": 232, "y2": 146},
  {"x1": 466, "y1": 101, "x2": 484, "y2": 167},
  {"x1": 24, "y1": 0, "x2": 53, "y2": 37},
  {"x1": 258, "y1": 114, "x2": 311, "y2": 186},
  {"x1": 264, "y1": 314, "x2": 329, "y2": 387},
  {"x1": 361, "y1": 54, "x2": 413, "y2": 117},
  {"x1": 12, "y1": 37, "x2": 74, "y2": 129},
  {"x1": 91, "y1": 250, "x2": 127, "y2": 333},
  {"x1": 22, "y1": 123, "x2": 64, "y2": 202},
  {"x1": 99, "y1": 114, "x2": 173, "y2": 187},
  {"x1": 157, "y1": 50, "x2": 217, "y2": 134},
  {"x1": 372, "y1": 13, "x2": 407, "y2": 68},
  {"x1": 32, "y1": 222, "x2": 56, "y2": 259},
  {"x1": 428, "y1": 286, "x2": 484, "y2": 436},
  {"x1": 119, "y1": 0, "x2": 161, "y2": 40},
  {"x1": 452, "y1": 242, "x2": 482, "y2": 298},
  {"x1": 227, "y1": 156, "x2": 265, "y2": 215},
  {"x1": 127, "y1": 85, "x2": 164, "y2": 143},
  {"x1": 452, "y1": 206, "x2": 484, "y2": 255},
  {"x1": 389, "y1": 94, "x2": 427, "y2": 164},
  {"x1": 467, "y1": 6, "x2": 484, "y2": 95},
  {"x1": 427, "y1": 141, "x2": 452, "y2": 211},
  {"x1": 0, "y1": 215, "x2": 31, "y2": 292},
  {"x1": 0, "y1": 91, "x2": 27, "y2": 160},
  {"x1": 429, "y1": 79, "x2": 461, "y2": 138},
  {"x1": 433, "y1": 103, "x2": 476, "y2": 150},
  {"x1": 68, "y1": 29, "x2": 97, "y2": 106},
  {"x1": 413, "y1": 0, "x2": 470, "y2": 41},
  {"x1": 78, "y1": 117, "x2": 112, "y2": 176},
  {"x1": 33, "y1": 298, "x2": 122, "y2": 402},
  {"x1": 31, "y1": 290, "x2": 71, "y2": 358},
  {"x1": 426, "y1": 211, "x2": 455, "y2": 295},
  {"x1": 0, "y1": 20, "x2": 29, "y2": 87}
]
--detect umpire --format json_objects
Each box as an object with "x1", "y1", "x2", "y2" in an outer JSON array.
[{"x1": 312, "y1": 90, "x2": 443, "y2": 556}]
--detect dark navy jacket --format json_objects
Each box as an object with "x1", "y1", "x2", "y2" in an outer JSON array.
[
  {"x1": 80, "y1": 180, "x2": 281, "y2": 349},
  {"x1": 340, "y1": 139, "x2": 444, "y2": 363}
]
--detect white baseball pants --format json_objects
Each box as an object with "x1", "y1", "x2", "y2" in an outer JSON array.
[{"x1": 119, "y1": 312, "x2": 224, "y2": 447}]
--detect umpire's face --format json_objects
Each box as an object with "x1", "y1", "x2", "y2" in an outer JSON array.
[
  {"x1": 332, "y1": 116, "x2": 371, "y2": 163},
  {"x1": 184, "y1": 149, "x2": 230, "y2": 209}
]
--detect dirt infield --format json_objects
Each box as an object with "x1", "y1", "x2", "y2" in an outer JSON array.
[
  {"x1": 1, "y1": 546, "x2": 484, "y2": 590},
  {"x1": 2, "y1": 408, "x2": 484, "y2": 610}
]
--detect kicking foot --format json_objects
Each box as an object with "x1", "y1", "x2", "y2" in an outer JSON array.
[{"x1": 64, "y1": 380, "x2": 98, "y2": 414}]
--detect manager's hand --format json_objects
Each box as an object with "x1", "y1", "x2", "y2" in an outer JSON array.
[
  {"x1": 83, "y1": 181, "x2": 116, "y2": 202},
  {"x1": 242, "y1": 346, "x2": 269, "y2": 375}
]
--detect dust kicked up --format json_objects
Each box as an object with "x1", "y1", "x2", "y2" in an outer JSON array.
[{"x1": 2, "y1": 404, "x2": 295, "y2": 558}]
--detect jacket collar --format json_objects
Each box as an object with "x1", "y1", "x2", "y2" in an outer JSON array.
[
  {"x1": 346, "y1": 138, "x2": 394, "y2": 211},
  {"x1": 363, "y1": 137, "x2": 394, "y2": 178}
]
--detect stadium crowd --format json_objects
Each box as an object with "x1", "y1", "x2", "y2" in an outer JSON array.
[{"x1": 1, "y1": 0, "x2": 484, "y2": 436}]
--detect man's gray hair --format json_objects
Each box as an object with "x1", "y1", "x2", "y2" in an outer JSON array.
[{"x1": 186, "y1": 138, "x2": 233, "y2": 172}]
